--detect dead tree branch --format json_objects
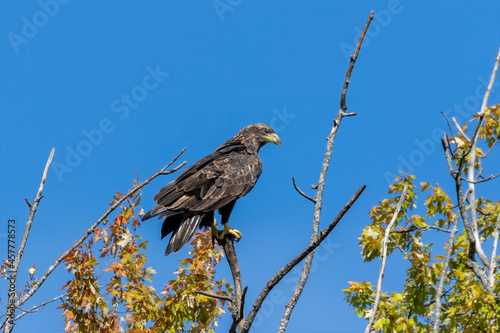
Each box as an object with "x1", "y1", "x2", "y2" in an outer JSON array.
[
  {"x1": 365, "y1": 185, "x2": 408, "y2": 333},
  {"x1": 278, "y1": 11, "x2": 374, "y2": 332},
  {"x1": 292, "y1": 177, "x2": 316, "y2": 203},
  {"x1": 4, "y1": 148, "x2": 54, "y2": 333},
  {"x1": 239, "y1": 185, "x2": 366, "y2": 333}
]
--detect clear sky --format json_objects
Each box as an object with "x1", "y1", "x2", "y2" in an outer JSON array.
[{"x1": 1, "y1": 1, "x2": 500, "y2": 332}]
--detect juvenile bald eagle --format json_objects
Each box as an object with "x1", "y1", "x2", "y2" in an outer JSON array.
[{"x1": 142, "y1": 123, "x2": 280, "y2": 255}]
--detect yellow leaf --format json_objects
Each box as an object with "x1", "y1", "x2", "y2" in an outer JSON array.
[
  {"x1": 448, "y1": 136, "x2": 468, "y2": 147},
  {"x1": 420, "y1": 181, "x2": 431, "y2": 191}
]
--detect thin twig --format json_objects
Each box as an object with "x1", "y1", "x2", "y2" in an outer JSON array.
[
  {"x1": 389, "y1": 236, "x2": 409, "y2": 257},
  {"x1": 452, "y1": 117, "x2": 471, "y2": 142},
  {"x1": 391, "y1": 225, "x2": 451, "y2": 234},
  {"x1": 292, "y1": 177, "x2": 316, "y2": 203},
  {"x1": 0, "y1": 295, "x2": 65, "y2": 331},
  {"x1": 441, "y1": 112, "x2": 465, "y2": 159},
  {"x1": 365, "y1": 185, "x2": 408, "y2": 333},
  {"x1": 24, "y1": 198, "x2": 32, "y2": 209},
  {"x1": 461, "y1": 173, "x2": 500, "y2": 184},
  {"x1": 241, "y1": 185, "x2": 366, "y2": 333},
  {"x1": 277, "y1": 11, "x2": 374, "y2": 332},
  {"x1": 194, "y1": 290, "x2": 232, "y2": 302},
  {"x1": 14, "y1": 149, "x2": 187, "y2": 311},
  {"x1": 432, "y1": 214, "x2": 459, "y2": 332},
  {"x1": 3, "y1": 148, "x2": 55, "y2": 333}
]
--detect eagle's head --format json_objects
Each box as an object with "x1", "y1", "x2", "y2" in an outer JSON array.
[{"x1": 237, "y1": 123, "x2": 281, "y2": 153}]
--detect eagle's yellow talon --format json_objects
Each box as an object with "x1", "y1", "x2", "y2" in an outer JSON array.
[
  {"x1": 228, "y1": 228, "x2": 242, "y2": 239},
  {"x1": 211, "y1": 220, "x2": 242, "y2": 240}
]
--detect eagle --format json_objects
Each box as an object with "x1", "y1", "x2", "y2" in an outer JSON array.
[{"x1": 142, "y1": 123, "x2": 280, "y2": 255}]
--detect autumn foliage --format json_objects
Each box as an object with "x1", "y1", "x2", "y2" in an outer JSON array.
[
  {"x1": 58, "y1": 180, "x2": 232, "y2": 332},
  {"x1": 345, "y1": 105, "x2": 500, "y2": 332}
]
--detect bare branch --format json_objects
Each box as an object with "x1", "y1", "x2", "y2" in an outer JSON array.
[
  {"x1": 241, "y1": 185, "x2": 366, "y2": 333},
  {"x1": 433, "y1": 214, "x2": 459, "y2": 332},
  {"x1": 479, "y1": 48, "x2": 500, "y2": 116},
  {"x1": 452, "y1": 117, "x2": 471, "y2": 142},
  {"x1": 391, "y1": 225, "x2": 451, "y2": 234},
  {"x1": 4, "y1": 148, "x2": 55, "y2": 332},
  {"x1": 223, "y1": 238, "x2": 245, "y2": 333},
  {"x1": 489, "y1": 210, "x2": 500, "y2": 287},
  {"x1": 292, "y1": 177, "x2": 316, "y2": 203},
  {"x1": 0, "y1": 295, "x2": 65, "y2": 331},
  {"x1": 24, "y1": 198, "x2": 32, "y2": 209},
  {"x1": 365, "y1": 185, "x2": 408, "y2": 333},
  {"x1": 278, "y1": 11, "x2": 374, "y2": 332},
  {"x1": 461, "y1": 173, "x2": 500, "y2": 184},
  {"x1": 13, "y1": 150, "x2": 187, "y2": 311}
]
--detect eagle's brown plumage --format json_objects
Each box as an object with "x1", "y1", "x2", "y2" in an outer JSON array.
[{"x1": 142, "y1": 123, "x2": 280, "y2": 255}]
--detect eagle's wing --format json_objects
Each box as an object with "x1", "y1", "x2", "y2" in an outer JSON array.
[{"x1": 148, "y1": 148, "x2": 262, "y2": 216}]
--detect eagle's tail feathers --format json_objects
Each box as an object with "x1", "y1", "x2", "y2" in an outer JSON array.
[{"x1": 165, "y1": 214, "x2": 203, "y2": 255}]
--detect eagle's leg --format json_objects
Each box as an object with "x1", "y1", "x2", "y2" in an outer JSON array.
[
  {"x1": 221, "y1": 223, "x2": 243, "y2": 239},
  {"x1": 210, "y1": 218, "x2": 242, "y2": 240},
  {"x1": 211, "y1": 201, "x2": 242, "y2": 240}
]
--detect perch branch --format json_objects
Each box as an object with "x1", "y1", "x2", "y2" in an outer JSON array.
[
  {"x1": 278, "y1": 11, "x2": 374, "y2": 332},
  {"x1": 365, "y1": 185, "x2": 408, "y2": 333},
  {"x1": 224, "y1": 238, "x2": 246, "y2": 333}
]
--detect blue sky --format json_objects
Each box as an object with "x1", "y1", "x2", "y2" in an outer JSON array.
[{"x1": 1, "y1": 1, "x2": 500, "y2": 332}]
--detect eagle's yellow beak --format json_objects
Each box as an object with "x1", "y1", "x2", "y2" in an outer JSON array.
[{"x1": 264, "y1": 133, "x2": 281, "y2": 147}]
